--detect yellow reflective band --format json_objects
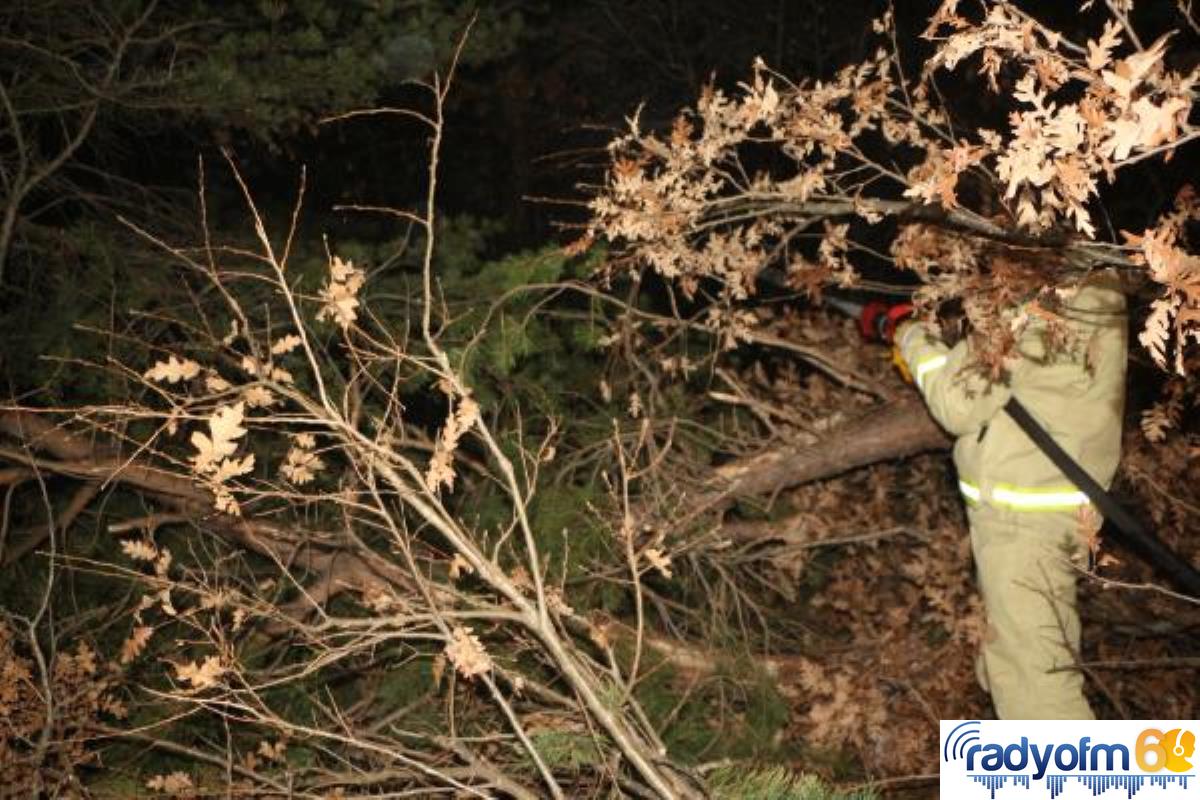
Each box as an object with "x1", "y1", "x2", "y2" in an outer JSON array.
[
  {"x1": 991, "y1": 486, "x2": 1089, "y2": 510},
  {"x1": 957, "y1": 480, "x2": 1090, "y2": 511},
  {"x1": 914, "y1": 354, "x2": 947, "y2": 390}
]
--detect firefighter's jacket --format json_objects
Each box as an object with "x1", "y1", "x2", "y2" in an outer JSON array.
[{"x1": 896, "y1": 275, "x2": 1127, "y2": 512}]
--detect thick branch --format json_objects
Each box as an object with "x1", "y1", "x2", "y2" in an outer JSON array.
[
  {"x1": 1, "y1": 480, "x2": 99, "y2": 566},
  {"x1": 712, "y1": 396, "x2": 949, "y2": 499},
  {"x1": 723, "y1": 195, "x2": 1133, "y2": 269},
  {"x1": 668, "y1": 397, "x2": 950, "y2": 533},
  {"x1": 0, "y1": 409, "x2": 415, "y2": 607}
]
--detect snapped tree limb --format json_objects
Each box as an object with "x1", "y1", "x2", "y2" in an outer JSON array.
[{"x1": 670, "y1": 397, "x2": 950, "y2": 531}]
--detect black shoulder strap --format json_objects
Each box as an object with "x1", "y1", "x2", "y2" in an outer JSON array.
[{"x1": 1003, "y1": 397, "x2": 1200, "y2": 598}]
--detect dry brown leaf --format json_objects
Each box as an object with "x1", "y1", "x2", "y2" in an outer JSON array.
[
  {"x1": 257, "y1": 739, "x2": 287, "y2": 762},
  {"x1": 120, "y1": 539, "x2": 158, "y2": 563},
  {"x1": 173, "y1": 655, "x2": 224, "y2": 691},
  {"x1": 546, "y1": 587, "x2": 574, "y2": 616},
  {"x1": 204, "y1": 373, "x2": 232, "y2": 393},
  {"x1": 1086, "y1": 20, "x2": 1123, "y2": 71},
  {"x1": 213, "y1": 485, "x2": 242, "y2": 516},
  {"x1": 643, "y1": 547, "x2": 673, "y2": 579},
  {"x1": 242, "y1": 385, "x2": 276, "y2": 408},
  {"x1": 270, "y1": 334, "x2": 303, "y2": 356},
  {"x1": 191, "y1": 402, "x2": 247, "y2": 475},
  {"x1": 146, "y1": 771, "x2": 193, "y2": 794},
  {"x1": 424, "y1": 392, "x2": 479, "y2": 492},
  {"x1": 209, "y1": 453, "x2": 255, "y2": 484},
  {"x1": 627, "y1": 391, "x2": 642, "y2": 419},
  {"x1": 280, "y1": 433, "x2": 324, "y2": 485},
  {"x1": 444, "y1": 626, "x2": 492, "y2": 679},
  {"x1": 144, "y1": 355, "x2": 201, "y2": 385},
  {"x1": 120, "y1": 625, "x2": 153, "y2": 664},
  {"x1": 317, "y1": 255, "x2": 365, "y2": 328}
]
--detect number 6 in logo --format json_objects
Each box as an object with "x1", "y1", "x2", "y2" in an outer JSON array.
[{"x1": 1138, "y1": 728, "x2": 1196, "y2": 773}]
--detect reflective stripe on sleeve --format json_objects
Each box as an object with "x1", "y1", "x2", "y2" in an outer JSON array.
[
  {"x1": 913, "y1": 354, "x2": 948, "y2": 390},
  {"x1": 959, "y1": 480, "x2": 982, "y2": 503}
]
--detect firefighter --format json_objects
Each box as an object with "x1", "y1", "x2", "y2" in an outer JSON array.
[{"x1": 861, "y1": 272, "x2": 1127, "y2": 719}]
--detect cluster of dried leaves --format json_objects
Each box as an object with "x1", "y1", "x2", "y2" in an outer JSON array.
[
  {"x1": 586, "y1": 0, "x2": 1199, "y2": 376},
  {"x1": 0, "y1": 623, "x2": 126, "y2": 797},
  {"x1": 663, "y1": 314, "x2": 990, "y2": 776},
  {"x1": 773, "y1": 457, "x2": 984, "y2": 775},
  {"x1": 42, "y1": 123, "x2": 708, "y2": 794}
]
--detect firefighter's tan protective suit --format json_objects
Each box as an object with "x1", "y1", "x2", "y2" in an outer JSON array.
[{"x1": 896, "y1": 274, "x2": 1127, "y2": 720}]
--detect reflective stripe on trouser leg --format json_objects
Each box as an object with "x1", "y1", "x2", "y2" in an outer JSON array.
[
  {"x1": 959, "y1": 479, "x2": 1089, "y2": 512},
  {"x1": 968, "y1": 508, "x2": 1093, "y2": 720}
]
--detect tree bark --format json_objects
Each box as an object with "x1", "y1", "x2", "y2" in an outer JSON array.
[
  {"x1": 666, "y1": 396, "x2": 952, "y2": 533},
  {"x1": 712, "y1": 396, "x2": 950, "y2": 498}
]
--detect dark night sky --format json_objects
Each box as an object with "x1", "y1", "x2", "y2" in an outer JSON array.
[{"x1": 308, "y1": 0, "x2": 1196, "y2": 252}]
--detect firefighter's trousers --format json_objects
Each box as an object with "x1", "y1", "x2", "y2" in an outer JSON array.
[{"x1": 968, "y1": 505, "x2": 1095, "y2": 720}]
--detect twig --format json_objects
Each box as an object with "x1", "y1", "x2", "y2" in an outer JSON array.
[
  {"x1": 23, "y1": 457, "x2": 58, "y2": 795},
  {"x1": 1104, "y1": 0, "x2": 1146, "y2": 50},
  {"x1": 2, "y1": 481, "x2": 99, "y2": 566},
  {"x1": 1083, "y1": 569, "x2": 1200, "y2": 606},
  {"x1": 1075, "y1": 657, "x2": 1200, "y2": 670}
]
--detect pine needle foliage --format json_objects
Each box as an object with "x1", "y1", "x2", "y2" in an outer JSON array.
[{"x1": 708, "y1": 765, "x2": 879, "y2": 800}]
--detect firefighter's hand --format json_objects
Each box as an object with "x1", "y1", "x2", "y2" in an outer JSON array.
[{"x1": 858, "y1": 301, "x2": 914, "y2": 344}]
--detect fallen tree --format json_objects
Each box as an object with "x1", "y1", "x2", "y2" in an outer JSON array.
[
  {"x1": 708, "y1": 397, "x2": 949, "y2": 502},
  {"x1": 4, "y1": 2, "x2": 1199, "y2": 795}
]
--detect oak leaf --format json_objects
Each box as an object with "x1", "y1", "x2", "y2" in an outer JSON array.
[
  {"x1": 280, "y1": 444, "x2": 324, "y2": 485},
  {"x1": 191, "y1": 402, "x2": 247, "y2": 475},
  {"x1": 257, "y1": 739, "x2": 287, "y2": 762},
  {"x1": 120, "y1": 539, "x2": 158, "y2": 562},
  {"x1": 242, "y1": 385, "x2": 276, "y2": 409},
  {"x1": 644, "y1": 547, "x2": 673, "y2": 579},
  {"x1": 1085, "y1": 20, "x2": 1122, "y2": 71},
  {"x1": 146, "y1": 772, "x2": 193, "y2": 794},
  {"x1": 317, "y1": 255, "x2": 365, "y2": 329},
  {"x1": 209, "y1": 453, "x2": 255, "y2": 484},
  {"x1": 1138, "y1": 297, "x2": 1176, "y2": 370},
  {"x1": 120, "y1": 625, "x2": 153, "y2": 664},
  {"x1": 205, "y1": 373, "x2": 232, "y2": 393},
  {"x1": 444, "y1": 626, "x2": 492, "y2": 679},
  {"x1": 270, "y1": 334, "x2": 303, "y2": 355},
  {"x1": 144, "y1": 356, "x2": 201, "y2": 385},
  {"x1": 174, "y1": 655, "x2": 224, "y2": 690}
]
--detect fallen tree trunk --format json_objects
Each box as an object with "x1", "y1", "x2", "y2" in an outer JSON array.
[
  {"x1": 713, "y1": 396, "x2": 950, "y2": 497},
  {"x1": 0, "y1": 409, "x2": 414, "y2": 609},
  {"x1": 702, "y1": 399, "x2": 1200, "y2": 599},
  {"x1": 3, "y1": 399, "x2": 953, "y2": 572},
  {"x1": 674, "y1": 397, "x2": 950, "y2": 528},
  {"x1": 2, "y1": 400, "x2": 953, "y2": 599}
]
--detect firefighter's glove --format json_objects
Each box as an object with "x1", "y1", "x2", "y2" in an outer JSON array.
[{"x1": 858, "y1": 301, "x2": 914, "y2": 345}]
